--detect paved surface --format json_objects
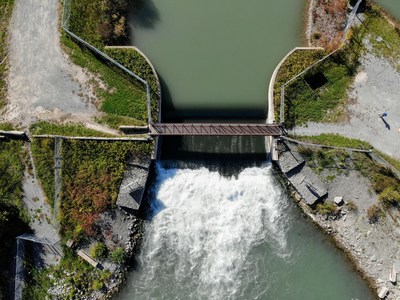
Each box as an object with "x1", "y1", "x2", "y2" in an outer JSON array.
[
  {"x1": 292, "y1": 53, "x2": 400, "y2": 159},
  {"x1": 1, "y1": 0, "x2": 99, "y2": 127}
]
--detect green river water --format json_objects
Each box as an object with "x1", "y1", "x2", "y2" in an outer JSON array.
[
  {"x1": 116, "y1": 1, "x2": 379, "y2": 299},
  {"x1": 375, "y1": 0, "x2": 400, "y2": 19}
]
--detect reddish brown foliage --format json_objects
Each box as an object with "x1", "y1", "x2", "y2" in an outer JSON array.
[{"x1": 312, "y1": 0, "x2": 348, "y2": 50}]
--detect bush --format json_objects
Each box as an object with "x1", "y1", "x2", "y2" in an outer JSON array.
[
  {"x1": 90, "y1": 242, "x2": 108, "y2": 260},
  {"x1": 109, "y1": 247, "x2": 125, "y2": 264},
  {"x1": 92, "y1": 279, "x2": 104, "y2": 291},
  {"x1": 367, "y1": 204, "x2": 383, "y2": 224},
  {"x1": 60, "y1": 140, "x2": 152, "y2": 240},
  {"x1": 316, "y1": 201, "x2": 337, "y2": 215},
  {"x1": 345, "y1": 201, "x2": 358, "y2": 212},
  {"x1": 379, "y1": 187, "x2": 400, "y2": 206}
]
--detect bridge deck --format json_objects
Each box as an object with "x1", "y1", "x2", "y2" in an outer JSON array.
[{"x1": 149, "y1": 123, "x2": 281, "y2": 136}]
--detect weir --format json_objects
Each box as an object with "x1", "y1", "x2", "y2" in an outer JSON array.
[{"x1": 116, "y1": 1, "x2": 376, "y2": 299}]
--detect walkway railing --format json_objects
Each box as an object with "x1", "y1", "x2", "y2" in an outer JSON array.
[
  {"x1": 61, "y1": 0, "x2": 154, "y2": 123},
  {"x1": 149, "y1": 123, "x2": 282, "y2": 136},
  {"x1": 279, "y1": 0, "x2": 363, "y2": 124}
]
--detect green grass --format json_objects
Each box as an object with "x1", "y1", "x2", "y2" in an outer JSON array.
[
  {"x1": 95, "y1": 113, "x2": 146, "y2": 130},
  {"x1": 0, "y1": 123, "x2": 30, "y2": 299},
  {"x1": 278, "y1": 22, "x2": 366, "y2": 128},
  {"x1": 30, "y1": 121, "x2": 115, "y2": 137},
  {"x1": 61, "y1": 34, "x2": 148, "y2": 124},
  {"x1": 363, "y1": 3, "x2": 400, "y2": 69},
  {"x1": 274, "y1": 49, "x2": 326, "y2": 121},
  {"x1": 284, "y1": 49, "x2": 360, "y2": 128},
  {"x1": 104, "y1": 48, "x2": 160, "y2": 122},
  {"x1": 0, "y1": 0, "x2": 14, "y2": 108},
  {"x1": 293, "y1": 134, "x2": 372, "y2": 150},
  {"x1": 376, "y1": 150, "x2": 400, "y2": 172}
]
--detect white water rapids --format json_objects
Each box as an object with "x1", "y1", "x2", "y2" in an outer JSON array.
[{"x1": 120, "y1": 163, "x2": 290, "y2": 299}]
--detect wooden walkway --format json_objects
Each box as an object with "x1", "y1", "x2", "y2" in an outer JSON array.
[{"x1": 148, "y1": 123, "x2": 282, "y2": 136}]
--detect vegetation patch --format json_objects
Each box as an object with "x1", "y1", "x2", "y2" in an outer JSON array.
[
  {"x1": 274, "y1": 49, "x2": 325, "y2": 121},
  {"x1": 292, "y1": 134, "x2": 372, "y2": 150},
  {"x1": 277, "y1": 18, "x2": 367, "y2": 128},
  {"x1": 23, "y1": 247, "x2": 112, "y2": 299},
  {"x1": 0, "y1": 123, "x2": 30, "y2": 298},
  {"x1": 379, "y1": 187, "x2": 400, "y2": 206},
  {"x1": 345, "y1": 200, "x2": 358, "y2": 212},
  {"x1": 367, "y1": 204, "x2": 383, "y2": 224},
  {"x1": 96, "y1": 113, "x2": 147, "y2": 130},
  {"x1": 283, "y1": 47, "x2": 360, "y2": 128},
  {"x1": 61, "y1": 34, "x2": 148, "y2": 127},
  {"x1": 62, "y1": 0, "x2": 161, "y2": 128},
  {"x1": 0, "y1": 0, "x2": 14, "y2": 108},
  {"x1": 67, "y1": 0, "x2": 129, "y2": 48},
  {"x1": 298, "y1": 142, "x2": 400, "y2": 216},
  {"x1": 31, "y1": 138, "x2": 55, "y2": 206},
  {"x1": 31, "y1": 121, "x2": 115, "y2": 137},
  {"x1": 60, "y1": 139, "x2": 152, "y2": 241},
  {"x1": 316, "y1": 201, "x2": 337, "y2": 216},
  {"x1": 109, "y1": 247, "x2": 125, "y2": 264},
  {"x1": 105, "y1": 47, "x2": 160, "y2": 121},
  {"x1": 362, "y1": 3, "x2": 400, "y2": 69},
  {"x1": 299, "y1": 145, "x2": 351, "y2": 176},
  {"x1": 309, "y1": 0, "x2": 347, "y2": 51}
]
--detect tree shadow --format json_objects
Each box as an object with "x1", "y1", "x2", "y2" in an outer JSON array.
[{"x1": 128, "y1": 0, "x2": 160, "y2": 30}]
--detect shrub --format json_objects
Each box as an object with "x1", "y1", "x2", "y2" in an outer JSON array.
[
  {"x1": 345, "y1": 201, "x2": 358, "y2": 212},
  {"x1": 109, "y1": 247, "x2": 125, "y2": 264},
  {"x1": 316, "y1": 201, "x2": 337, "y2": 215},
  {"x1": 92, "y1": 279, "x2": 104, "y2": 291},
  {"x1": 90, "y1": 242, "x2": 108, "y2": 260},
  {"x1": 367, "y1": 204, "x2": 383, "y2": 224},
  {"x1": 379, "y1": 187, "x2": 400, "y2": 206}
]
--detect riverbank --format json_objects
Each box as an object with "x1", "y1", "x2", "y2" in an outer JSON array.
[
  {"x1": 271, "y1": 2, "x2": 400, "y2": 298},
  {"x1": 277, "y1": 138, "x2": 400, "y2": 299}
]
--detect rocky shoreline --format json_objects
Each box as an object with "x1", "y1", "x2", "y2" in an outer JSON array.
[
  {"x1": 277, "y1": 139, "x2": 400, "y2": 299},
  {"x1": 282, "y1": 2, "x2": 400, "y2": 298}
]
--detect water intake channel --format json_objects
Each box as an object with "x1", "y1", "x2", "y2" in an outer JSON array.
[{"x1": 116, "y1": 1, "x2": 375, "y2": 299}]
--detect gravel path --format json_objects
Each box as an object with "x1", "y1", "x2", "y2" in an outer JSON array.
[
  {"x1": 292, "y1": 53, "x2": 400, "y2": 159},
  {"x1": 1, "y1": 0, "x2": 99, "y2": 127}
]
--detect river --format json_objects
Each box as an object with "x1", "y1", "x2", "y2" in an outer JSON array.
[
  {"x1": 375, "y1": 0, "x2": 400, "y2": 20},
  {"x1": 116, "y1": 1, "x2": 375, "y2": 299}
]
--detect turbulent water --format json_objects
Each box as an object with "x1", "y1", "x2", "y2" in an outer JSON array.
[
  {"x1": 120, "y1": 164, "x2": 288, "y2": 299},
  {"x1": 116, "y1": 164, "x2": 374, "y2": 300}
]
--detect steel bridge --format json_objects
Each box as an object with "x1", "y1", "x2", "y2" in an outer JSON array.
[{"x1": 148, "y1": 123, "x2": 282, "y2": 136}]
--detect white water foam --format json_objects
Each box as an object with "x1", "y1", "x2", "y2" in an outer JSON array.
[{"x1": 126, "y1": 164, "x2": 289, "y2": 300}]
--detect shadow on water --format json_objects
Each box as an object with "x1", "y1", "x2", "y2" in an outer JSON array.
[{"x1": 128, "y1": 0, "x2": 160, "y2": 30}]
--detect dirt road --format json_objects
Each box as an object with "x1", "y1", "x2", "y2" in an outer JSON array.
[{"x1": 1, "y1": 0, "x2": 99, "y2": 127}]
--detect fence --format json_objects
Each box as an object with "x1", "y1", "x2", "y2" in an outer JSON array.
[
  {"x1": 279, "y1": 0, "x2": 363, "y2": 124},
  {"x1": 14, "y1": 235, "x2": 62, "y2": 300},
  {"x1": 61, "y1": 0, "x2": 157, "y2": 124}
]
